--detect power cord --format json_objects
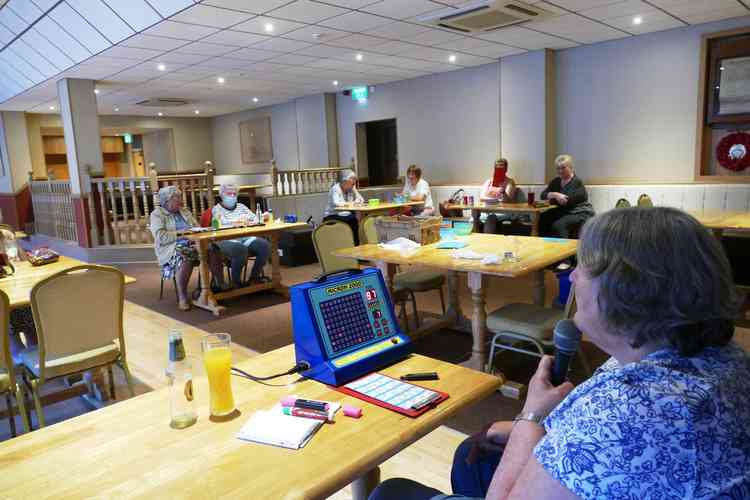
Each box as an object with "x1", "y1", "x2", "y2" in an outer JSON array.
[{"x1": 230, "y1": 361, "x2": 310, "y2": 383}]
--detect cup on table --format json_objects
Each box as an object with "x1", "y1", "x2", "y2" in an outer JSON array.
[
  {"x1": 201, "y1": 333, "x2": 235, "y2": 417},
  {"x1": 527, "y1": 192, "x2": 535, "y2": 206}
]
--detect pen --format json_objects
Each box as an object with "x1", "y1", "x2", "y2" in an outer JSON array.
[
  {"x1": 401, "y1": 372, "x2": 439, "y2": 381},
  {"x1": 282, "y1": 407, "x2": 331, "y2": 422},
  {"x1": 281, "y1": 396, "x2": 329, "y2": 412}
]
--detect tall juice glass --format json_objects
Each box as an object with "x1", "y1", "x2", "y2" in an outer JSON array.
[{"x1": 201, "y1": 333, "x2": 235, "y2": 417}]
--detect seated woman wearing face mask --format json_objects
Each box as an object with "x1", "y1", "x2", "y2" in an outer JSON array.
[
  {"x1": 479, "y1": 158, "x2": 519, "y2": 234},
  {"x1": 211, "y1": 183, "x2": 271, "y2": 287}
]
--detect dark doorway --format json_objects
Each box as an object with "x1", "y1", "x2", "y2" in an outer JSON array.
[{"x1": 363, "y1": 119, "x2": 398, "y2": 186}]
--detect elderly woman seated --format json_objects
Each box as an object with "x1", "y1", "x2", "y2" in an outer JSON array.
[
  {"x1": 369, "y1": 206, "x2": 750, "y2": 500},
  {"x1": 211, "y1": 183, "x2": 271, "y2": 287},
  {"x1": 150, "y1": 186, "x2": 227, "y2": 311},
  {"x1": 323, "y1": 169, "x2": 364, "y2": 244}
]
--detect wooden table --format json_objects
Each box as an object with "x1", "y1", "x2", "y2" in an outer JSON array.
[
  {"x1": 0, "y1": 344, "x2": 500, "y2": 500},
  {"x1": 335, "y1": 201, "x2": 424, "y2": 219},
  {"x1": 212, "y1": 184, "x2": 269, "y2": 210},
  {"x1": 690, "y1": 210, "x2": 750, "y2": 238},
  {"x1": 0, "y1": 256, "x2": 136, "y2": 309},
  {"x1": 446, "y1": 202, "x2": 556, "y2": 236},
  {"x1": 334, "y1": 234, "x2": 577, "y2": 371},
  {"x1": 183, "y1": 221, "x2": 307, "y2": 316}
]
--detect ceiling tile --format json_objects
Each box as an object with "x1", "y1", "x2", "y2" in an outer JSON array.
[
  {"x1": 681, "y1": 6, "x2": 750, "y2": 25},
  {"x1": 364, "y1": 20, "x2": 431, "y2": 39},
  {"x1": 121, "y1": 34, "x2": 192, "y2": 51},
  {"x1": 317, "y1": 0, "x2": 382, "y2": 6},
  {"x1": 7, "y1": 0, "x2": 43, "y2": 23},
  {"x1": 404, "y1": 28, "x2": 463, "y2": 45},
  {"x1": 437, "y1": 36, "x2": 495, "y2": 51},
  {"x1": 188, "y1": 57, "x2": 247, "y2": 70},
  {"x1": 283, "y1": 24, "x2": 351, "y2": 43},
  {"x1": 319, "y1": 11, "x2": 391, "y2": 31},
  {"x1": 176, "y1": 41, "x2": 238, "y2": 56},
  {"x1": 232, "y1": 16, "x2": 305, "y2": 35},
  {"x1": 203, "y1": 0, "x2": 292, "y2": 14},
  {"x1": 170, "y1": 4, "x2": 254, "y2": 28},
  {"x1": 0, "y1": 6, "x2": 29, "y2": 34},
  {"x1": 67, "y1": 0, "x2": 135, "y2": 44},
  {"x1": 540, "y1": 0, "x2": 622, "y2": 10},
  {"x1": 579, "y1": 0, "x2": 656, "y2": 20},
  {"x1": 267, "y1": 0, "x2": 349, "y2": 23},
  {"x1": 147, "y1": 0, "x2": 195, "y2": 17},
  {"x1": 267, "y1": 53, "x2": 320, "y2": 65},
  {"x1": 362, "y1": 0, "x2": 439, "y2": 19},
  {"x1": 0, "y1": 23, "x2": 13, "y2": 45},
  {"x1": 21, "y1": 29, "x2": 76, "y2": 71},
  {"x1": 369, "y1": 39, "x2": 420, "y2": 54},
  {"x1": 3, "y1": 47, "x2": 46, "y2": 83},
  {"x1": 102, "y1": 0, "x2": 163, "y2": 31},
  {"x1": 143, "y1": 20, "x2": 220, "y2": 40},
  {"x1": 397, "y1": 45, "x2": 456, "y2": 63},
  {"x1": 295, "y1": 43, "x2": 357, "y2": 57},
  {"x1": 604, "y1": 10, "x2": 684, "y2": 33},
  {"x1": 156, "y1": 52, "x2": 210, "y2": 64},
  {"x1": 327, "y1": 33, "x2": 389, "y2": 49},
  {"x1": 462, "y1": 44, "x2": 527, "y2": 58},
  {"x1": 12, "y1": 39, "x2": 61, "y2": 77},
  {"x1": 0, "y1": 53, "x2": 34, "y2": 86},
  {"x1": 524, "y1": 13, "x2": 627, "y2": 44},
  {"x1": 201, "y1": 30, "x2": 270, "y2": 47},
  {"x1": 222, "y1": 47, "x2": 280, "y2": 61},
  {"x1": 654, "y1": 0, "x2": 744, "y2": 18},
  {"x1": 34, "y1": 18, "x2": 92, "y2": 63},
  {"x1": 450, "y1": 53, "x2": 495, "y2": 66},
  {"x1": 99, "y1": 45, "x2": 164, "y2": 60},
  {"x1": 252, "y1": 37, "x2": 312, "y2": 52},
  {"x1": 49, "y1": 2, "x2": 111, "y2": 54}
]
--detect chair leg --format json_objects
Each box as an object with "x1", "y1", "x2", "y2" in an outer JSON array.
[
  {"x1": 159, "y1": 278, "x2": 164, "y2": 300},
  {"x1": 172, "y1": 276, "x2": 178, "y2": 302},
  {"x1": 14, "y1": 386, "x2": 30, "y2": 434},
  {"x1": 438, "y1": 287, "x2": 446, "y2": 315},
  {"x1": 119, "y1": 360, "x2": 136, "y2": 397},
  {"x1": 398, "y1": 301, "x2": 409, "y2": 334},
  {"x1": 5, "y1": 392, "x2": 16, "y2": 438},
  {"x1": 107, "y1": 364, "x2": 116, "y2": 400},
  {"x1": 30, "y1": 379, "x2": 45, "y2": 428},
  {"x1": 409, "y1": 291, "x2": 419, "y2": 328}
]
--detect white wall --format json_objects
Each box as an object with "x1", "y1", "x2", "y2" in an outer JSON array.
[
  {"x1": 0, "y1": 111, "x2": 33, "y2": 193},
  {"x1": 337, "y1": 63, "x2": 500, "y2": 185},
  {"x1": 556, "y1": 15, "x2": 750, "y2": 183}
]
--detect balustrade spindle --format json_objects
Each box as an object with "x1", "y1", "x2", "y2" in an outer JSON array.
[
  {"x1": 118, "y1": 181, "x2": 131, "y2": 244},
  {"x1": 129, "y1": 180, "x2": 142, "y2": 244},
  {"x1": 108, "y1": 181, "x2": 120, "y2": 245},
  {"x1": 140, "y1": 180, "x2": 151, "y2": 243},
  {"x1": 99, "y1": 182, "x2": 110, "y2": 245}
]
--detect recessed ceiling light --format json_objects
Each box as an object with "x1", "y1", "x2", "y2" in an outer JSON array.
[
  {"x1": 252, "y1": 97, "x2": 259, "y2": 103},
  {"x1": 217, "y1": 76, "x2": 225, "y2": 84},
  {"x1": 333, "y1": 80, "x2": 339, "y2": 86},
  {"x1": 194, "y1": 110, "x2": 200, "y2": 115},
  {"x1": 448, "y1": 54, "x2": 457, "y2": 63},
  {"x1": 94, "y1": 88, "x2": 100, "y2": 94},
  {"x1": 632, "y1": 16, "x2": 642, "y2": 25},
  {"x1": 49, "y1": 105, "x2": 55, "y2": 110},
  {"x1": 158, "y1": 112, "x2": 164, "y2": 116},
  {"x1": 264, "y1": 23, "x2": 274, "y2": 33},
  {"x1": 157, "y1": 63, "x2": 166, "y2": 71},
  {"x1": 114, "y1": 107, "x2": 119, "y2": 112},
  {"x1": 355, "y1": 53, "x2": 363, "y2": 61}
]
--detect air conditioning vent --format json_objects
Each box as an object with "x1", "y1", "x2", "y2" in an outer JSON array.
[
  {"x1": 135, "y1": 98, "x2": 189, "y2": 107},
  {"x1": 418, "y1": 0, "x2": 550, "y2": 33}
]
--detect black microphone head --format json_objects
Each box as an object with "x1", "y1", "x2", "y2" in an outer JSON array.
[{"x1": 553, "y1": 319, "x2": 582, "y2": 354}]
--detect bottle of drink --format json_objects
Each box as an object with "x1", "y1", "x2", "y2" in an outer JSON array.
[
  {"x1": 267, "y1": 208, "x2": 273, "y2": 223},
  {"x1": 166, "y1": 330, "x2": 197, "y2": 429},
  {"x1": 212, "y1": 214, "x2": 220, "y2": 230},
  {"x1": 255, "y1": 203, "x2": 262, "y2": 224}
]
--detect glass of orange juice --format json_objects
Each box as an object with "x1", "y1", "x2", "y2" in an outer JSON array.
[{"x1": 201, "y1": 333, "x2": 235, "y2": 417}]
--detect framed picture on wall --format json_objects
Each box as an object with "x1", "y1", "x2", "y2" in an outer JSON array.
[
  {"x1": 706, "y1": 31, "x2": 750, "y2": 124},
  {"x1": 239, "y1": 117, "x2": 273, "y2": 164}
]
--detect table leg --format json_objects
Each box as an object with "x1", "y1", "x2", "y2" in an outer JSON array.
[
  {"x1": 446, "y1": 271, "x2": 468, "y2": 328},
  {"x1": 191, "y1": 240, "x2": 225, "y2": 316},
  {"x1": 376, "y1": 260, "x2": 396, "y2": 294},
  {"x1": 530, "y1": 212, "x2": 540, "y2": 237},
  {"x1": 351, "y1": 467, "x2": 380, "y2": 500},
  {"x1": 467, "y1": 272, "x2": 488, "y2": 371},
  {"x1": 532, "y1": 270, "x2": 545, "y2": 306}
]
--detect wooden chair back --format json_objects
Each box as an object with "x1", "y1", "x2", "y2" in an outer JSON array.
[
  {"x1": 0, "y1": 290, "x2": 11, "y2": 375},
  {"x1": 30, "y1": 265, "x2": 125, "y2": 383},
  {"x1": 312, "y1": 221, "x2": 357, "y2": 274}
]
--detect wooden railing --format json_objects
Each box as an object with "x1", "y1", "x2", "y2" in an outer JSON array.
[
  {"x1": 87, "y1": 162, "x2": 215, "y2": 246},
  {"x1": 271, "y1": 159, "x2": 355, "y2": 197},
  {"x1": 29, "y1": 176, "x2": 77, "y2": 241}
]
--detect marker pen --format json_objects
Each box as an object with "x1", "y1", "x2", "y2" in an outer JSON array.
[
  {"x1": 282, "y1": 407, "x2": 331, "y2": 422},
  {"x1": 281, "y1": 396, "x2": 329, "y2": 412}
]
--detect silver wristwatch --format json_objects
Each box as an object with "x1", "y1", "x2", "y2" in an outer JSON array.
[{"x1": 513, "y1": 411, "x2": 545, "y2": 426}]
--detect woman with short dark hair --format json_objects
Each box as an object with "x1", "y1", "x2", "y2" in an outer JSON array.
[
  {"x1": 402, "y1": 164, "x2": 435, "y2": 216},
  {"x1": 369, "y1": 207, "x2": 750, "y2": 500}
]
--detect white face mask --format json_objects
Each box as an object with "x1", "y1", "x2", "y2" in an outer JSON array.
[{"x1": 221, "y1": 194, "x2": 237, "y2": 209}]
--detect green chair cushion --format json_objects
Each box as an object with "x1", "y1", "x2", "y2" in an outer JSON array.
[
  {"x1": 486, "y1": 303, "x2": 563, "y2": 342},
  {"x1": 0, "y1": 372, "x2": 10, "y2": 393},
  {"x1": 21, "y1": 343, "x2": 120, "y2": 380},
  {"x1": 393, "y1": 270, "x2": 445, "y2": 292}
]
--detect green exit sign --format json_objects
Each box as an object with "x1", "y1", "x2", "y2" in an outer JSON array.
[
  {"x1": 123, "y1": 133, "x2": 133, "y2": 144},
  {"x1": 351, "y1": 86, "x2": 368, "y2": 102}
]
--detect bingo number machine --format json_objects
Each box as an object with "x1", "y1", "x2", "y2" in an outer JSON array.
[{"x1": 292, "y1": 268, "x2": 412, "y2": 386}]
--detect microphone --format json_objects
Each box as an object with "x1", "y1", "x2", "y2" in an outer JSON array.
[{"x1": 550, "y1": 319, "x2": 583, "y2": 386}]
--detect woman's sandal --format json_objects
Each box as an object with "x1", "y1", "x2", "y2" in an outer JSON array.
[{"x1": 178, "y1": 300, "x2": 191, "y2": 311}]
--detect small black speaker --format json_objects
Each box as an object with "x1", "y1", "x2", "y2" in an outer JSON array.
[{"x1": 343, "y1": 89, "x2": 351, "y2": 96}]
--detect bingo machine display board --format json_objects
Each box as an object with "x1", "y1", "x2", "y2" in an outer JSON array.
[{"x1": 292, "y1": 268, "x2": 412, "y2": 386}]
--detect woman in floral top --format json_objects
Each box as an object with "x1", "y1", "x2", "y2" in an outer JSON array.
[{"x1": 370, "y1": 207, "x2": 750, "y2": 500}]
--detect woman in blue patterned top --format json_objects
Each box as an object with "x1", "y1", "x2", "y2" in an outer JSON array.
[{"x1": 370, "y1": 207, "x2": 750, "y2": 500}]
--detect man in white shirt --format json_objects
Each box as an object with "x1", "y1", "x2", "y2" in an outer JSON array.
[
  {"x1": 402, "y1": 164, "x2": 434, "y2": 216},
  {"x1": 323, "y1": 169, "x2": 363, "y2": 244},
  {"x1": 211, "y1": 183, "x2": 270, "y2": 287}
]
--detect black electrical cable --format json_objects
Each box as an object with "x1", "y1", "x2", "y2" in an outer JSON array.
[{"x1": 230, "y1": 361, "x2": 310, "y2": 383}]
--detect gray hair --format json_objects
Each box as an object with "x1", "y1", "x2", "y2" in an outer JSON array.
[
  {"x1": 219, "y1": 183, "x2": 237, "y2": 196},
  {"x1": 158, "y1": 185, "x2": 181, "y2": 207},
  {"x1": 578, "y1": 207, "x2": 740, "y2": 356},
  {"x1": 555, "y1": 154, "x2": 574, "y2": 170},
  {"x1": 338, "y1": 169, "x2": 357, "y2": 183}
]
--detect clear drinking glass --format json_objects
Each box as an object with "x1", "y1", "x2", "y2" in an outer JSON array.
[{"x1": 201, "y1": 333, "x2": 235, "y2": 417}]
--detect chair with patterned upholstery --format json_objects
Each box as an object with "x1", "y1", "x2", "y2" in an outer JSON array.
[
  {"x1": 23, "y1": 265, "x2": 135, "y2": 428},
  {"x1": 637, "y1": 194, "x2": 653, "y2": 207},
  {"x1": 615, "y1": 198, "x2": 631, "y2": 208},
  {"x1": 485, "y1": 282, "x2": 591, "y2": 377},
  {"x1": 0, "y1": 290, "x2": 29, "y2": 436}
]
